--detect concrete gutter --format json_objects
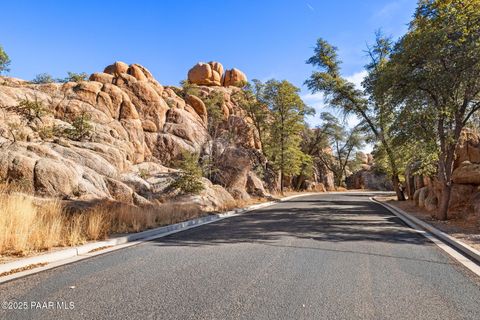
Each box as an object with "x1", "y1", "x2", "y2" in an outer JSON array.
[
  {"x1": 0, "y1": 192, "x2": 316, "y2": 283},
  {"x1": 372, "y1": 197, "x2": 480, "y2": 277}
]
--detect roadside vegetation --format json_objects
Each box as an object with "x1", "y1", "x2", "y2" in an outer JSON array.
[{"x1": 0, "y1": 181, "x2": 203, "y2": 257}]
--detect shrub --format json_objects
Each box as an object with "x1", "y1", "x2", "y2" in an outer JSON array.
[
  {"x1": 179, "y1": 80, "x2": 200, "y2": 98},
  {"x1": 6, "y1": 121, "x2": 28, "y2": 142},
  {"x1": 60, "y1": 72, "x2": 89, "y2": 83},
  {"x1": 31, "y1": 73, "x2": 55, "y2": 84},
  {"x1": 0, "y1": 45, "x2": 11, "y2": 74},
  {"x1": 138, "y1": 168, "x2": 150, "y2": 180},
  {"x1": 64, "y1": 112, "x2": 93, "y2": 141},
  {"x1": 169, "y1": 151, "x2": 205, "y2": 194},
  {"x1": 17, "y1": 95, "x2": 49, "y2": 122}
]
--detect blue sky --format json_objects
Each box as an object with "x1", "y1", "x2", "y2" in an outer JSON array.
[{"x1": 1, "y1": 0, "x2": 417, "y2": 127}]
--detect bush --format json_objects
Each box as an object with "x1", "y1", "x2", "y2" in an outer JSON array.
[
  {"x1": 60, "y1": 71, "x2": 89, "y2": 83},
  {"x1": 17, "y1": 95, "x2": 49, "y2": 122},
  {"x1": 38, "y1": 125, "x2": 62, "y2": 140},
  {"x1": 6, "y1": 121, "x2": 28, "y2": 142},
  {"x1": 138, "y1": 168, "x2": 150, "y2": 180},
  {"x1": 31, "y1": 73, "x2": 55, "y2": 84},
  {"x1": 0, "y1": 45, "x2": 11, "y2": 74},
  {"x1": 64, "y1": 112, "x2": 93, "y2": 141},
  {"x1": 179, "y1": 80, "x2": 200, "y2": 98},
  {"x1": 169, "y1": 151, "x2": 205, "y2": 194}
]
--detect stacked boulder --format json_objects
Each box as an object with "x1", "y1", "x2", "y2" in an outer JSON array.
[{"x1": 187, "y1": 62, "x2": 247, "y2": 87}]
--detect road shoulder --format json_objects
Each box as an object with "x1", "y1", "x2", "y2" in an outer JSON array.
[{"x1": 372, "y1": 197, "x2": 480, "y2": 277}]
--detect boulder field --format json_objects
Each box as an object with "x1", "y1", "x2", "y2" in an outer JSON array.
[{"x1": 0, "y1": 61, "x2": 263, "y2": 211}]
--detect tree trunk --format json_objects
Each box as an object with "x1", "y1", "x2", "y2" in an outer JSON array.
[
  {"x1": 437, "y1": 181, "x2": 451, "y2": 221},
  {"x1": 392, "y1": 174, "x2": 406, "y2": 201},
  {"x1": 280, "y1": 170, "x2": 284, "y2": 195}
]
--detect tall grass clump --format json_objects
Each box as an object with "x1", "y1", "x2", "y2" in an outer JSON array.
[{"x1": 0, "y1": 181, "x2": 209, "y2": 257}]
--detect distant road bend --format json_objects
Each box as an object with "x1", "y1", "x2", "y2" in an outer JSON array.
[{"x1": 1, "y1": 192, "x2": 480, "y2": 320}]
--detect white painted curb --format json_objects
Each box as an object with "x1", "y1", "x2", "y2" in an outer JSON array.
[
  {"x1": 0, "y1": 192, "x2": 317, "y2": 282},
  {"x1": 372, "y1": 197, "x2": 480, "y2": 277}
]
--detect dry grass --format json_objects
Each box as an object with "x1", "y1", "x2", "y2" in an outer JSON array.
[
  {"x1": 0, "y1": 182, "x2": 205, "y2": 257},
  {"x1": 0, "y1": 178, "x2": 276, "y2": 258}
]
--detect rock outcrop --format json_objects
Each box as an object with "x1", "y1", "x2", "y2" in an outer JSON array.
[
  {"x1": 188, "y1": 62, "x2": 223, "y2": 86},
  {"x1": 223, "y1": 68, "x2": 247, "y2": 87},
  {"x1": 0, "y1": 61, "x2": 264, "y2": 210},
  {"x1": 187, "y1": 62, "x2": 247, "y2": 88},
  {"x1": 346, "y1": 153, "x2": 393, "y2": 190}
]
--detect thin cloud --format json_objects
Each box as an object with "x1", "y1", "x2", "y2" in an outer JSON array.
[
  {"x1": 306, "y1": 3, "x2": 315, "y2": 12},
  {"x1": 374, "y1": 0, "x2": 406, "y2": 19},
  {"x1": 345, "y1": 70, "x2": 368, "y2": 90}
]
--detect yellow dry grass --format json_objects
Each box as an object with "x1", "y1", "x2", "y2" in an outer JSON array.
[{"x1": 0, "y1": 182, "x2": 204, "y2": 257}]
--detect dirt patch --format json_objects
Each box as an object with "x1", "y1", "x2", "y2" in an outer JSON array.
[{"x1": 379, "y1": 197, "x2": 480, "y2": 251}]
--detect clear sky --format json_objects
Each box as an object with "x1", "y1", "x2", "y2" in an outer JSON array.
[{"x1": 1, "y1": 0, "x2": 417, "y2": 127}]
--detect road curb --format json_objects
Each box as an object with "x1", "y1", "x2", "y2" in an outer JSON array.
[
  {"x1": 372, "y1": 197, "x2": 480, "y2": 276},
  {"x1": 0, "y1": 192, "x2": 317, "y2": 281}
]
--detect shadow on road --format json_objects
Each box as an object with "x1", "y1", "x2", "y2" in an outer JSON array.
[{"x1": 149, "y1": 194, "x2": 432, "y2": 248}]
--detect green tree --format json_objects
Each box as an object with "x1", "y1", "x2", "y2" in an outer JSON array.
[
  {"x1": 0, "y1": 45, "x2": 11, "y2": 74},
  {"x1": 262, "y1": 79, "x2": 314, "y2": 193},
  {"x1": 31, "y1": 73, "x2": 55, "y2": 84},
  {"x1": 231, "y1": 80, "x2": 270, "y2": 148},
  {"x1": 305, "y1": 35, "x2": 406, "y2": 200},
  {"x1": 61, "y1": 72, "x2": 89, "y2": 83},
  {"x1": 316, "y1": 112, "x2": 364, "y2": 187},
  {"x1": 381, "y1": 0, "x2": 480, "y2": 219},
  {"x1": 201, "y1": 91, "x2": 225, "y2": 180},
  {"x1": 296, "y1": 124, "x2": 331, "y2": 190},
  {"x1": 203, "y1": 91, "x2": 225, "y2": 138},
  {"x1": 169, "y1": 151, "x2": 205, "y2": 194}
]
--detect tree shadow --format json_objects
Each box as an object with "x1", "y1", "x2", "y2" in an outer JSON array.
[{"x1": 149, "y1": 195, "x2": 432, "y2": 248}]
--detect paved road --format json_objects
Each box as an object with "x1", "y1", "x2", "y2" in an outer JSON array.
[{"x1": 1, "y1": 192, "x2": 480, "y2": 320}]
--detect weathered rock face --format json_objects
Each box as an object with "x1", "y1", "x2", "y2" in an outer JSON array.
[
  {"x1": 0, "y1": 61, "x2": 267, "y2": 210},
  {"x1": 452, "y1": 161, "x2": 480, "y2": 184},
  {"x1": 223, "y1": 68, "x2": 247, "y2": 87},
  {"x1": 345, "y1": 153, "x2": 392, "y2": 191},
  {"x1": 346, "y1": 168, "x2": 393, "y2": 190},
  {"x1": 314, "y1": 161, "x2": 335, "y2": 191},
  {"x1": 454, "y1": 128, "x2": 480, "y2": 167},
  {"x1": 214, "y1": 146, "x2": 253, "y2": 200}
]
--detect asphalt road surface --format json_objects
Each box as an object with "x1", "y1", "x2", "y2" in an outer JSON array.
[{"x1": 1, "y1": 192, "x2": 480, "y2": 320}]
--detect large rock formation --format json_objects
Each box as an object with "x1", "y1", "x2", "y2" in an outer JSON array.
[
  {"x1": 0, "y1": 61, "x2": 264, "y2": 209},
  {"x1": 346, "y1": 153, "x2": 393, "y2": 190},
  {"x1": 187, "y1": 62, "x2": 223, "y2": 86},
  {"x1": 223, "y1": 68, "x2": 247, "y2": 87},
  {"x1": 187, "y1": 62, "x2": 247, "y2": 88}
]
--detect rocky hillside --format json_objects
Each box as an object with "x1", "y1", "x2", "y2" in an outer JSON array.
[{"x1": 0, "y1": 61, "x2": 269, "y2": 211}]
